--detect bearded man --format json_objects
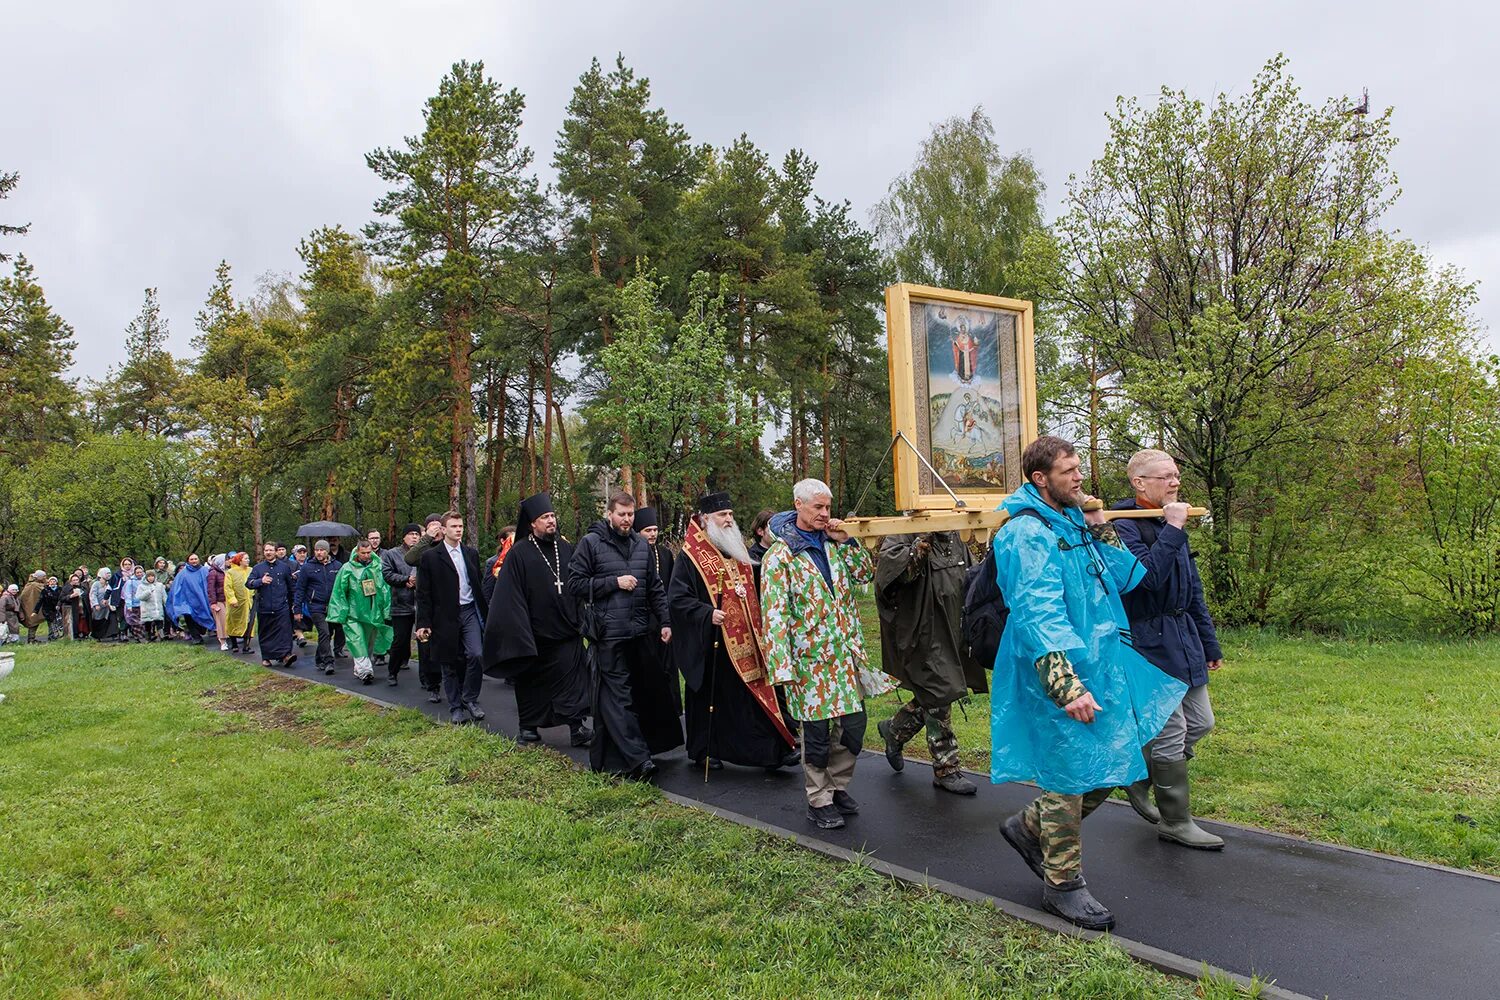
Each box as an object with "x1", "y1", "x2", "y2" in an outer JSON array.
[
  {"x1": 991, "y1": 435, "x2": 1185, "y2": 931},
  {"x1": 875, "y1": 531, "x2": 988, "y2": 795},
  {"x1": 482, "y1": 493, "x2": 593, "y2": 748},
  {"x1": 634, "y1": 506, "x2": 681, "y2": 718},
  {"x1": 326, "y1": 538, "x2": 393, "y2": 685},
  {"x1": 669, "y1": 492, "x2": 799, "y2": 773}
]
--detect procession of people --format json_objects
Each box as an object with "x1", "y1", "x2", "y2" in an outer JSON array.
[{"x1": 3, "y1": 437, "x2": 1225, "y2": 933}]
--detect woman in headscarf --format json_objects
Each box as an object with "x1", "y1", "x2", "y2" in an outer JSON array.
[
  {"x1": 225, "y1": 551, "x2": 254, "y2": 654},
  {"x1": 89, "y1": 567, "x2": 114, "y2": 641},
  {"x1": 207, "y1": 554, "x2": 229, "y2": 651}
]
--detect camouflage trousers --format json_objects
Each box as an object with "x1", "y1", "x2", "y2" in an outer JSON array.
[
  {"x1": 886, "y1": 699, "x2": 962, "y2": 777},
  {"x1": 1022, "y1": 787, "x2": 1113, "y2": 886}
]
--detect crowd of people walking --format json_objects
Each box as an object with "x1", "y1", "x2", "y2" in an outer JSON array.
[{"x1": 3, "y1": 437, "x2": 1225, "y2": 934}]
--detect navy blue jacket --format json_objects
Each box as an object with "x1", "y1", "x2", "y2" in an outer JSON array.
[
  {"x1": 1111, "y1": 499, "x2": 1222, "y2": 688},
  {"x1": 246, "y1": 558, "x2": 297, "y2": 615},
  {"x1": 293, "y1": 557, "x2": 342, "y2": 615}
]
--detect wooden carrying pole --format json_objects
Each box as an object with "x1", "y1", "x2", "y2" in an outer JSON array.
[{"x1": 842, "y1": 503, "x2": 1208, "y2": 544}]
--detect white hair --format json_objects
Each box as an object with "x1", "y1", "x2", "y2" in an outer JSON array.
[{"x1": 793, "y1": 478, "x2": 833, "y2": 504}]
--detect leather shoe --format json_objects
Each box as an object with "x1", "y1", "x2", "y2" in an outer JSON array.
[
  {"x1": 806, "y1": 804, "x2": 845, "y2": 830},
  {"x1": 1042, "y1": 876, "x2": 1115, "y2": 931},
  {"x1": 933, "y1": 771, "x2": 978, "y2": 796},
  {"x1": 831, "y1": 790, "x2": 859, "y2": 815},
  {"x1": 877, "y1": 718, "x2": 905, "y2": 772},
  {"x1": 626, "y1": 759, "x2": 658, "y2": 782},
  {"x1": 779, "y1": 748, "x2": 802, "y2": 768},
  {"x1": 518, "y1": 728, "x2": 542, "y2": 743},
  {"x1": 463, "y1": 701, "x2": 486, "y2": 721},
  {"x1": 569, "y1": 725, "x2": 594, "y2": 747},
  {"x1": 694, "y1": 756, "x2": 723, "y2": 771}
]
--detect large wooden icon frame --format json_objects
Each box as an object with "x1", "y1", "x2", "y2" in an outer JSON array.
[{"x1": 886, "y1": 283, "x2": 1037, "y2": 512}]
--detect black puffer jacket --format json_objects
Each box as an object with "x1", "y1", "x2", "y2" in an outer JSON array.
[{"x1": 566, "y1": 520, "x2": 669, "y2": 641}]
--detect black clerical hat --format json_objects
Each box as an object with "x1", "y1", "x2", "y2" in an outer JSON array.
[
  {"x1": 698, "y1": 491, "x2": 732, "y2": 514},
  {"x1": 633, "y1": 507, "x2": 658, "y2": 530},
  {"x1": 517, "y1": 492, "x2": 555, "y2": 538}
]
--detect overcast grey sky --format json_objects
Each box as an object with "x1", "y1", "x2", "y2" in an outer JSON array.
[{"x1": 4, "y1": 1, "x2": 1497, "y2": 380}]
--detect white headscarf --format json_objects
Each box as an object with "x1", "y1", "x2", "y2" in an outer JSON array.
[{"x1": 209, "y1": 554, "x2": 226, "y2": 571}]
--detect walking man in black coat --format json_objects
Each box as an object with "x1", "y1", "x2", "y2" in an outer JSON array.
[
  {"x1": 566, "y1": 491, "x2": 683, "y2": 779},
  {"x1": 415, "y1": 511, "x2": 487, "y2": 726}
]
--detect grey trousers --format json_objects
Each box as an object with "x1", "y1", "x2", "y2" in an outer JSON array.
[{"x1": 1148, "y1": 683, "x2": 1215, "y2": 762}]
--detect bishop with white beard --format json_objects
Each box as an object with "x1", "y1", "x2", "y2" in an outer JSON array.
[{"x1": 668, "y1": 491, "x2": 800, "y2": 772}]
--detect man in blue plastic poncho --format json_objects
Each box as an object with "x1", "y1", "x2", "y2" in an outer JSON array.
[{"x1": 992, "y1": 435, "x2": 1187, "y2": 931}]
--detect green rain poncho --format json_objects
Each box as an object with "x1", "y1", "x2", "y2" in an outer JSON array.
[{"x1": 325, "y1": 553, "x2": 393, "y2": 661}]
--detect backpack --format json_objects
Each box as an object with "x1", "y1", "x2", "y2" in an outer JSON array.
[{"x1": 961, "y1": 508, "x2": 1049, "y2": 668}]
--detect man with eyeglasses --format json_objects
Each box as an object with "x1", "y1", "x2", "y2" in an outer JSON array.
[
  {"x1": 1110, "y1": 449, "x2": 1225, "y2": 850},
  {"x1": 992, "y1": 436, "x2": 1186, "y2": 931}
]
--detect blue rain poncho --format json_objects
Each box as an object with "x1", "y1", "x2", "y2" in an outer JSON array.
[
  {"x1": 990, "y1": 484, "x2": 1187, "y2": 795},
  {"x1": 165, "y1": 563, "x2": 214, "y2": 631}
]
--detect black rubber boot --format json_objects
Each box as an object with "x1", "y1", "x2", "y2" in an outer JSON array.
[
  {"x1": 1000, "y1": 811, "x2": 1046, "y2": 882},
  {"x1": 1150, "y1": 758, "x2": 1224, "y2": 850},
  {"x1": 1042, "y1": 876, "x2": 1115, "y2": 931},
  {"x1": 877, "y1": 718, "x2": 905, "y2": 772}
]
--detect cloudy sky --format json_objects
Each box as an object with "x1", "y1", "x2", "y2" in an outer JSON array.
[{"x1": 5, "y1": 1, "x2": 1497, "y2": 380}]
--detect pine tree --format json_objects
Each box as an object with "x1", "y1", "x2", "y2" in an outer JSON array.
[
  {"x1": 0, "y1": 255, "x2": 79, "y2": 460},
  {"x1": 101, "y1": 287, "x2": 183, "y2": 436},
  {"x1": 367, "y1": 60, "x2": 533, "y2": 536},
  {"x1": 0, "y1": 171, "x2": 29, "y2": 263}
]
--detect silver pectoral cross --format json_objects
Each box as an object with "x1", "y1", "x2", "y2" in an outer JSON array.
[{"x1": 554, "y1": 579, "x2": 564, "y2": 594}]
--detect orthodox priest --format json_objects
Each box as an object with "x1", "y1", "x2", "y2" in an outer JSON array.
[
  {"x1": 483, "y1": 493, "x2": 594, "y2": 748},
  {"x1": 246, "y1": 541, "x2": 298, "y2": 667},
  {"x1": 875, "y1": 531, "x2": 988, "y2": 795},
  {"x1": 669, "y1": 492, "x2": 800, "y2": 772},
  {"x1": 634, "y1": 506, "x2": 681, "y2": 718}
]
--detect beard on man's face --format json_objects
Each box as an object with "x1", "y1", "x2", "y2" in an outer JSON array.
[
  {"x1": 706, "y1": 517, "x2": 752, "y2": 565},
  {"x1": 533, "y1": 523, "x2": 557, "y2": 542}
]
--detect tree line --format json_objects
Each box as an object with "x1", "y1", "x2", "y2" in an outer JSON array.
[{"x1": 2, "y1": 55, "x2": 1495, "y2": 634}]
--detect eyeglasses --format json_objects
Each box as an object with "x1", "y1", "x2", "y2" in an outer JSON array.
[{"x1": 1136, "y1": 474, "x2": 1181, "y2": 482}]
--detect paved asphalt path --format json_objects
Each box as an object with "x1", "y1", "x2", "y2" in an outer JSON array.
[{"x1": 220, "y1": 641, "x2": 1499, "y2": 1000}]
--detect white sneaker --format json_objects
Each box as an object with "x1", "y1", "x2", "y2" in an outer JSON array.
[{"x1": 219, "y1": 641, "x2": 229, "y2": 651}]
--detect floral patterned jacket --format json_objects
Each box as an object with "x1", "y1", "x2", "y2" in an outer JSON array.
[{"x1": 762, "y1": 511, "x2": 893, "y2": 721}]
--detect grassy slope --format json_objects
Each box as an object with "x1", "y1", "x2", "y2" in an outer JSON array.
[
  {"x1": 858, "y1": 594, "x2": 1500, "y2": 874},
  {"x1": 0, "y1": 643, "x2": 1252, "y2": 999}
]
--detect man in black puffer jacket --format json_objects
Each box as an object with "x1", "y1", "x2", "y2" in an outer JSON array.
[{"x1": 566, "y1": 492, "x2": 684, "y2": 779}]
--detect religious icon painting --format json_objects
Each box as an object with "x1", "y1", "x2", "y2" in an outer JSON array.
[{"x1": 884, "y1": 283, "x2": 1037, "y2": 511}]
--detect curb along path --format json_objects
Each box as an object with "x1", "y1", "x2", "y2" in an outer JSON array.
[{"x1": 230, "y1": 646, "x2": 1498, "y2": 1000}]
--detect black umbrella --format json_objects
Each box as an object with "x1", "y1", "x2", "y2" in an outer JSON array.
[{"x1": 295, "y1": 520, "x2": 358, "y2": 538}]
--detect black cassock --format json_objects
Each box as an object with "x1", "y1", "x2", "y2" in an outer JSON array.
[
  {"x1": 668, "y1": 559, "x2": 794, "y2": 768},
  {"x1": 482, "y1": 536, "x2": 592, "y2": 729},
  {"x1": 646, "y1": 543, "x2": 682, "y2": 717}
]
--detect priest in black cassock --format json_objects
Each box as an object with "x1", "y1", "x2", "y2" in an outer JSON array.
[
  {"x1": 482, "y1": 493, "x2": 594, "y2": 747},
  {"x1": 634, "y1": 506, "x2": 682, "y2": 719},
  {"x1": 669, "y1": 492, "x2": 801, "y2": 772}
]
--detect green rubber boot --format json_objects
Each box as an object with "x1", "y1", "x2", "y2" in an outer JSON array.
[
  {"x1": 1124, "y1": 778, "x2": 1160, "y2": 825},
  {"x1": 1150, "y1": 758, "x2": 1224, "y2": 850}
]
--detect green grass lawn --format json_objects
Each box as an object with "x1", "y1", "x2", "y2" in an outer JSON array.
[
  {"x1": 858, "y1": 595, "x2": 1500, "y2": 874},
  {"x1": 0, "y1": 642, "x2": 1257, "y2": 999}
]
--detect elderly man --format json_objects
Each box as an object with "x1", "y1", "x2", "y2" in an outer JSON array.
[
  {"x1": 566, "y1": 492, "x2": 682, "y2": 779},
  {"x1": 483, "y1": 493, "x2": 593, "y2": 747},
  {"x1": 326, "y1": 538, "x2": 392, "y2": 685},
  {"x1": 247, "y1": 541, "x2": 298, "y2": 667},
  {"x1": 763, "y1": 479, "x2": 891, "y2": 830},
  {"x1": 294, "y1": 541, "x2": 343, "y2": 675},
  {"x1": 1111, "y1": 449, "x2": 1225, "y2": 850},
  {"x1": 875, "y1": 531, "x2": 988, "y2": 795},
  {"x1": 670, "y1": 492, "x2": 799, "y2": 773},
  {"x1": 992, "y1": 436, "x2": 1186, "y2": 931}
]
